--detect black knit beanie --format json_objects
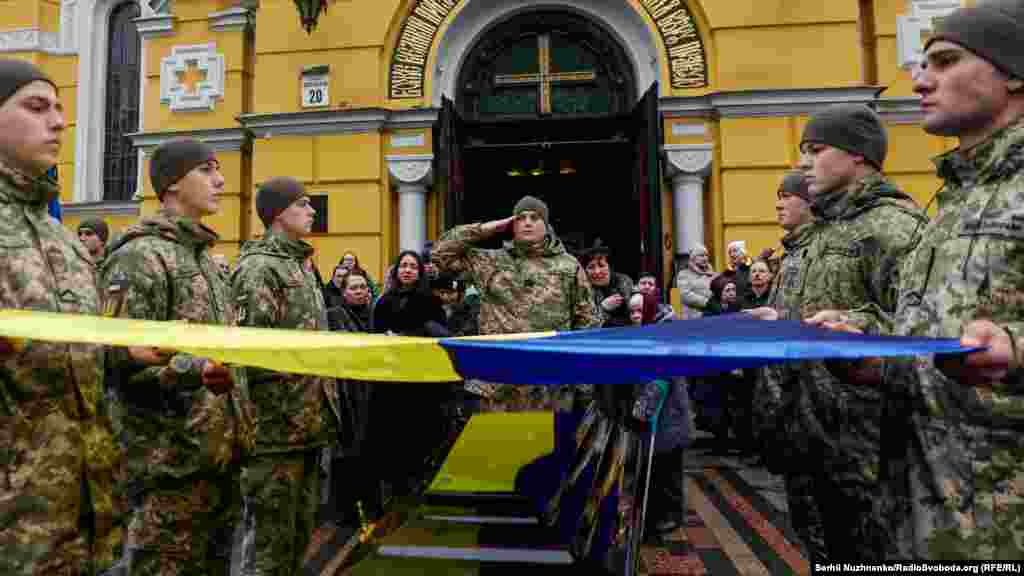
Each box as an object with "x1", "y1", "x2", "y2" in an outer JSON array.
[
  {"x1": 512, "y1": 195, "x2": 549, "y2": 223},
  {"x1": 0, "y1": 59, "x2": 56, "y2": 107},
  {"x1": 927, "y1": 0, "x2": 1024, "y2": 82},
  {"x1": 801, "y1": 104, "x2": 888, "y2": 169},
  {"x1": 149, "y1": 139, "x2": 216, "y2": 198},
  {"x1": 78, "y1": 217, "x2": 109, "y2": 243},
  {"x1": 256, "y1": 176, "x2": 306, "y2": 227},
  {"x1": 777, "y1": 170, "x2": 813, "y2": 202}
]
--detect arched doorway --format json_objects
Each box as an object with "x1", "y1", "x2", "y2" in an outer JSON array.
[{"x1": 437, "y1": 10, "x2": 662, "y2": 282}]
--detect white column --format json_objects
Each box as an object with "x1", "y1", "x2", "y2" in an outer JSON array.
[
  {"x1": 663, "y1": 144, "x2": 712, "y2": 255},
  {"x1": 671, "y1": 173, "x2": 706, "y2": 257},
  {"x1": 386, "y1": 154, "x2": 433, "y2": 252}
]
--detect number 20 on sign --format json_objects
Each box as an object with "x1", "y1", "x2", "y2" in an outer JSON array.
[{"x1": 302, "y1": 75, "x2": 329, "y2": 108}]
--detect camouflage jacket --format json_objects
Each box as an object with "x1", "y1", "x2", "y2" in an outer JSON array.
[
  {"x1": 767, "y1": 174, "x2": 927, "y2": 468},
  {"x1": 101, "y1": 209, "x2": 254, "y2": 486},
  {"x1": 884, "y1": 119, "x2": 1024, "y2": 558},
  {"x1": 676, "y1": 267, "x2": 714, "y2": 319},
  {"x1": 0, "y1": 162, "x2": 122, "y2": 571},
  {"x1": 592, "y1": 272, "x2": 634, "y2": 327},
  {"x1": 432, "y1": 224, "x2": 600, "y2": 334},
  {"x1": 770, "y1": 222, "x2": 818, "y2": 320},
  {"x1": 232, "y1": 233, "x2": 341, "y2": 453}
]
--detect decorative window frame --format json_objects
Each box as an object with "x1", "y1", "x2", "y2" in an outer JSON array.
[
  {"x1": 159, "y1": 43, "x2": 226, "y2": 112},
  {"x1": 72, "y1": 0, "x2": 169, "y2": 203}
]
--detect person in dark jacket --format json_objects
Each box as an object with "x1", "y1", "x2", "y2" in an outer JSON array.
[
  {"x1": 745, "y1": 258, "x2": 774, "y2": 309},
  {"x1": 636, "y1": 271, "x2": 675, "y2": 323},
  {"x1": 629, "y1": 291, "x2": 692, "y2": 542},
  {"x1": 328, "y1": 268, "x2": 375, "y2": 333},
  {"x1": 431, "y1": 271, "x2": 479, "y2": 337},
  {"x1": 697, "y1": 271, "x2": 745, "y2": 452},
  {"x1": 372, "y1": 250, "x2": 448, "y2": 337},
  {"x1": 325, "y1": 268, "x2": 381, "y2": 523},
  {"x1": 580, "y1": 240, "x2": 633, "y2": 327},
  {"x1": 370, "y1": 251, "x2": 451, "y2": 501}
]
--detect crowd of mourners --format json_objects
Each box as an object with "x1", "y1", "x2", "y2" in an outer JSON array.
[{"x1": 3, "y1": 2, "x2": 1024, "y2": 574}]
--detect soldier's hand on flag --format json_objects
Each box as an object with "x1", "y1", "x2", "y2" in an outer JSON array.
[
  {"x1": 0, "y1": 337, "x2": 26, "y2": 359},
  {"x1": 201, "y1": 359, "x2": 234, "y2": 395},
  {"x1": 128, "y1": 346, "x2": 175, "y2": 365},
  {"x1": 743, "y1": 306, "x2": 778, "y2": 321},
  {"x1": 936, "y1": 319, "x2": 1014, "y2": 388},
  {"x1": 805, "y1": 310, "x2": 883, "y2": 385}
]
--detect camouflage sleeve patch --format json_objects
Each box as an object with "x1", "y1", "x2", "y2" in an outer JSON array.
[
  {"x1": 102, "y1": 270, "x2": 128, "y2": 318},
  {"x1": 101, "y1": 244, "x2": 167, "y2": 321}
]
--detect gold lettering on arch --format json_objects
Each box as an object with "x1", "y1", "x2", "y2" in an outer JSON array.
[
  {"x1": 389, "y1": 0, "x2": 708, "y2": 99},
  {"x1": 389, "y1": 0, "x2": 464, "y2": 99},
  {"x1": 637, "y1": 0, "x2": 707, "y2": 88}
]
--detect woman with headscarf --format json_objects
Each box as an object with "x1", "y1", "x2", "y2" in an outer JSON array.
[
  {"x1": 628, "y1": 291, "x2": 691, "y2": 541},
  {"x1": 675, "y1": 243, "x2": 715, "y2": 319}
]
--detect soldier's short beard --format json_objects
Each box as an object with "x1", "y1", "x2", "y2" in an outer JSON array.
[{"x1": 922, "y1": 99, "x2": 1003, "y2": 140}]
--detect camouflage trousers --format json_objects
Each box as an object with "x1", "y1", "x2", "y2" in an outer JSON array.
[
  {"x1": 0, "y1": 418, "x2": 122, "y2": 576},
  {"x1": 237, "y1": 451, "x2": 321, "y2": 576},
  {"x1": 124, "y1": 470, "x2": 241, "y2": 576},
  {"x1": 887, "y1": 424, "x2": 1024, "y2": 560},
  {"x1": 785, "y1": 463, "x2": 888, "y2": 562},
  {"x1": 784, "y1": 472, "x2": 826, "y2": 564}
]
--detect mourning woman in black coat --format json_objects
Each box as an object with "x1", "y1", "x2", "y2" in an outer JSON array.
[
  {"x1": 368, "y1": 250, "x2": 451, "y2": 503},
  {"x1": 372, "y1": 250, "x2": 448, "y2": 337}
]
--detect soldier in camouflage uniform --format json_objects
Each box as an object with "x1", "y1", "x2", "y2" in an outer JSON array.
[
  {"x1": 749, "y1": 171, "x2": 825, "y2": 560},
  {"x1": 231, "y1": 177, "x2": 341, "y2": 575},
  {"x1": 813, "y1": 2, "x2": 1024, "y2": 559},
  {"x1": 78, "y1": 217, "x2": 110, "y2": 269},
  {"x1": 432, "y1": 195, "x2": 600, "y2": 408},
  {"x1": 433, "y1": 195, "x2": 599, "y2": 335},
  {"x1": 0, "y1": 58, "x2": 123, "y2": 576},
  {"x1": 101, "y1": 139, "x2": 254, "y2": 575},
  {"x1": 748, "y1": 105, "x2": 928, "y2": 560}
]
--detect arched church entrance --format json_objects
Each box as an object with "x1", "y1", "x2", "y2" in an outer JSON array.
[{"x1": 434, "y1": 10, "x2": 663, "y2": 283}]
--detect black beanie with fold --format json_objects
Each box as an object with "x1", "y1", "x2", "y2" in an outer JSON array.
[
  {"x1": 801, "y1": 104, "x2": 888, "y2": 170},
  {"x1": 0, "y1": 59, "x2": 56, "y2": 107},
  {"x1": 149, "y1": 139, "x2": 217, "y2": 199},
  {"x1": 926, "y1": 0, "x2": 1024, "y2": 82},
  {"x1": 256, "y1": 176, "x2": 306, "y2": 227}
]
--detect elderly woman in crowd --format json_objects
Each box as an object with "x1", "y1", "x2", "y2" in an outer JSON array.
[
  {"x1": 629, "y1": 291, "x2": 691, "y2": 541},
  {"x1": 675, "y1": 243, "x2": 715, "y2": 319}
]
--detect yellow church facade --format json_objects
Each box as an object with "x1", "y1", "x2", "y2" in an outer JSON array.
[{"x1": 2, "y1": 0, "x2": 969, "y2": 284}]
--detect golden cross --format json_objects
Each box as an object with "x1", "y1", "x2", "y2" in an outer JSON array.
[
  {"x1": 493, "y1": 34, "x2": 596, "y2": 115},
  {"x1": 176, "y1": 59, "x2": 207, "y2": 95}
]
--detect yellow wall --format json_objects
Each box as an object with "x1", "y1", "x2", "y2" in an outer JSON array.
[{"x1": 251, "y1": 133, "x2": 390, "y2": 284}]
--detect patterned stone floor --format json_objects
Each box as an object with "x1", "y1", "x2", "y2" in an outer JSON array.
[
  {"x1": 300, "y1": 431, "x2": 809, "y2": 576},
  {"x1": 637, "y1": 435, "x2": 807, "y2": 575}
]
